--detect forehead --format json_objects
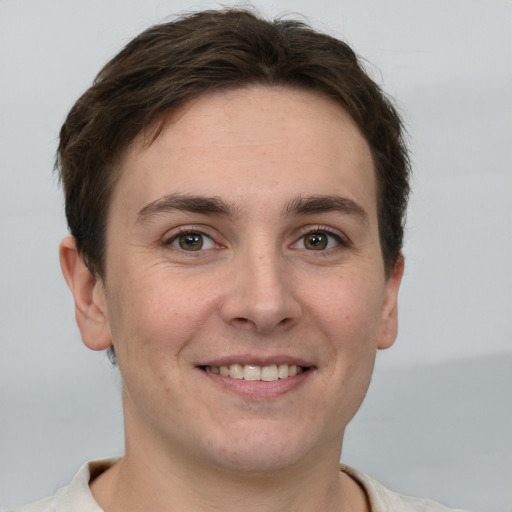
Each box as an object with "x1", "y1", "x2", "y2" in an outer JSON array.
[{"x1": 113, "y1": 86, "x2": 377, "y2": 220}]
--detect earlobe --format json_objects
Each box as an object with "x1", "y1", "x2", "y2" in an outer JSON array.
[
  {"x1": 377, "y1": 254, "x2": 404, "y2": 350},
  {"x1": 59, "y1": 236, "x2": 112, "y2": 351}
]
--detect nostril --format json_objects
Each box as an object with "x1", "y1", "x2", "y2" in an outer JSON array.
[
  {"x1": 231, "y1": 317, "x2": 254, "y2": 329},
  {"x1": 220, "y1": 284, "x2": 302, "y2": 333}
]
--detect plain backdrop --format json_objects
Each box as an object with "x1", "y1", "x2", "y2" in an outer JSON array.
[{"x1": 1, "y1": 1, "x2": 511, "y2": 511}]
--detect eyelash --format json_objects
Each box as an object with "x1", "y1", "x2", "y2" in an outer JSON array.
[
  {"x1": 294, "y1": 225, "x2": 350, "y2": 252},
  {"x1": 162, "y1": 225, "x2": 350, "y2": 254},
  {"x1": 163, "y1": 227, "x2": 218, "y2": 252}
]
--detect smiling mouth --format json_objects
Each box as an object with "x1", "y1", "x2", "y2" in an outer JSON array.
[{"x1": 200, "y1": 364, "x2": 308, "y2": 382}]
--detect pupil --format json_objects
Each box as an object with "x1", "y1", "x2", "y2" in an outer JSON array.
[
  {"x1": 306, "y1": 233, "x2": 327, "y2": 250},
  {"x1": 179, "y1": 233, "x2": 203, "y2": 251}
]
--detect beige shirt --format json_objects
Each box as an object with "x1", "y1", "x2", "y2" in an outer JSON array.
[{"x1": 11, "y1": 459, "x2": 469, "y2": 512}]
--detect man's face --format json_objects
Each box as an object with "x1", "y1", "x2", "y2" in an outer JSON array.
[{"x1": 97, "y1": 86, "x2": 402, "y2": 473}]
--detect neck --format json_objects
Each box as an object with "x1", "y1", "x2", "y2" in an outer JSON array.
[{"x1": 91, "y1": 453, "x2": 367, "y2": 512}]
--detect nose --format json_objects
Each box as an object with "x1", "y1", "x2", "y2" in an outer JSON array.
[{"x1": 220, "y1": 245, "x2": 302, "y2": 334}]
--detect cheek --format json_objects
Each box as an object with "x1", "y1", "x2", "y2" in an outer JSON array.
[
  {"x1": 309, "y1": 271, "x2": 385, "y2": 349},
  {"x1": 107, "y1": 268, "x2": 218, "y2": 364}
]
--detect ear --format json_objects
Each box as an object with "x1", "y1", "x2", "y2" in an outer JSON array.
[
  {"x1": 59, "y1": 236, "x2": 112, "y2": 351},
  {"x1": 377, "y1": 254, "x2": 405, "y2": 350}
]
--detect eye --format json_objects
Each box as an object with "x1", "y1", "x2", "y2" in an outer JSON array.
[
  {"x1": 296, "y1": 231, "x2": 341, "y2": 251},
  {"x1": 170, "y1": 232, "x2": 216, "y2": 251}
]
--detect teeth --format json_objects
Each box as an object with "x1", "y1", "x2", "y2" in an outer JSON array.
[
  {"x1": 204, "y1": 363, "x2": 306, "y2": 381},
  {"x1": 243, "y1": 365, "x2": 261, "y2": 381},
  {"x1": 261, "y1": 365, "x2": 278, "y2": 382},
  {"x1": 229, "y1": 364, "x2": 244, "y2": 379},
  {"x1": 278, "y1": 364, "x2": 289, "y2": 379}
]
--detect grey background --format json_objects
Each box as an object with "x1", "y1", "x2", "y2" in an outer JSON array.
[{"x1": 1, "y1": 0, "x2": 511, "y2": 510}]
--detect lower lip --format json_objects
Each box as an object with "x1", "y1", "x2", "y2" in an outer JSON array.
[{"x1": 198, "y1": 368, "x2": 312, "y2": 399}]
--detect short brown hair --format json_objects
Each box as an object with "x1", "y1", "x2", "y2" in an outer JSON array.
[{"x1": 57, "y1": 8, "x2": 410, "y2": 277}]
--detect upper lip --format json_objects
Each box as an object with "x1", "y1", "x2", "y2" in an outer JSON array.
[{"x1": 196, "y1": 354, "x2": 315, "y2": 368}]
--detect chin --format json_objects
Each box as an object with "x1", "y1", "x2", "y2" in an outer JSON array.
[
  {"x1": 200, "y1": 422, "x2": 325, "y2": 475},
  {"x1": 212, "y1": 449, "x2": 304, "y2": 475}
]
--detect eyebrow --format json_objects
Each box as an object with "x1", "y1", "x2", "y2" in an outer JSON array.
[
  {"x1": 136, "y1": 192, "x2": 368, "y2": 224},
  {"x1": 136, "y1": 193, "x2": 239, "y2": 223},
  {"x1": 284, "y1": 194, "x2": 369, "y2": 224}
]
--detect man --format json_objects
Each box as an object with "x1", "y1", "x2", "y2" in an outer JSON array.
[{"x1": 15, "y1": 8, "x2": 467, "y2": 512}]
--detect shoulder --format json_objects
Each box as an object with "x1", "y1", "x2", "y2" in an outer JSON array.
[
  {"x1": 9, "y1": 496, "x2": 54, "y2": 512},
  {"x1": 340, "y1": 464, "x2": 471, "y2": 512},
  {"x1": 9, "y1": 459, "x2": 118, "y2": 512}
]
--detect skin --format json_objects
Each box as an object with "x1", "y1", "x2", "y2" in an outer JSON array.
[{"x1": 60, "y1": 86, "x2": 403, "y2": 512}]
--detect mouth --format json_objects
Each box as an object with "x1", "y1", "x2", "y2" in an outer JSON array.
[{"x1": 199, "y1": 363, "x2": 309, "y2": 382}]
